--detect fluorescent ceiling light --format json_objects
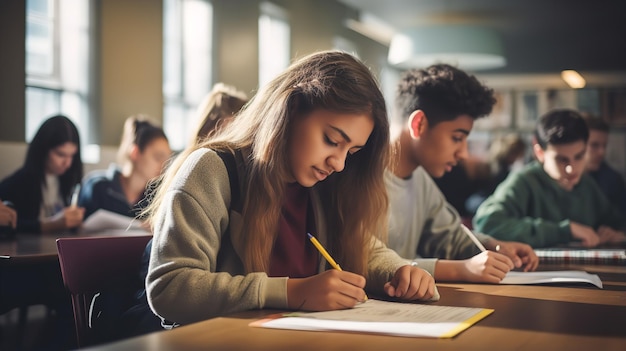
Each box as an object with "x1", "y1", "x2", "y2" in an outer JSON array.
[
  {"x1": 561, "y1": 70, "x2": 586, "y2": 88},
  {"x1": 388, "y1": 25, "x2": 506, "y2": 71}
]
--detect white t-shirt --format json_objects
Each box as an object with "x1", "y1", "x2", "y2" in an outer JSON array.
[
  {"x1": 40, "y1": 174, "x2": 64, "y2": 219},
  {"x1": 385, "y1": 167, "x2": 491, "y2": 275}
]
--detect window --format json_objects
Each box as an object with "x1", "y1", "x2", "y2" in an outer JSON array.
[
  {"x1": 258, "y1": 2, "x2": 290, "y2": 88},
  {"x1": 25, "y1": 0, "x2": 95, "y2": 160},
  {"x1": 163, "y1": 0, "x2": 213, "y2": 151}
]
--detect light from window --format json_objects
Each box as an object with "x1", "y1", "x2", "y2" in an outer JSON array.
[
  {"x1": 259, "y1": 2, "x2": 290, "y2": 88},
  {"x1": 25, "y1": 0, "x2": 94, "y2": 161},
  {"x1": 26, "y1": 0, "x2": 55, "y2": 76},
  {"x1": 163, "y1": 0, "x2": 213, "y2": 151}
]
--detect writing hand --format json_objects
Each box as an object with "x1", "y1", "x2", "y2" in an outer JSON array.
[
  {"x1": 457, "y1": 251, "x2": 514, "y2": 283},
  {"x1": 491, "y1": 240, "x2": 539, "y2": 272},
  {"x1": 384, "y1": 265, "x2": 435, "y2": 301},
  {"x1": 286, "y1": 269, "x2": 367, "y2": 311},
  {"x1": 62, "y1": 206, "x2": 85, "y2": 228}
]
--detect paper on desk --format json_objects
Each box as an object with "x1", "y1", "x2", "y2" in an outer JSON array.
[
  {"x1": 81, "y1": 209, "x2": 147, "y2": 233},
  {"x1": 250, "y1": 299, "x2": 493, "y2": 338},
  {"x1": 500, "y1": 271, "x2": 603, "y2": 288}
]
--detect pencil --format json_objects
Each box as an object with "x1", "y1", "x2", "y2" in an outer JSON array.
[
  {"x1": 461, "y1": 224, "x2": 487, "y2": 252},
  {"x1": 307, "y1": 232, "x2": 368, "y2": 301},
  {"x1": 71, "y1": 184, "x2": 81, "y2": 207}
]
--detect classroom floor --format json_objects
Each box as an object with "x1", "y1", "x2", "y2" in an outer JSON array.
[{"x1": 0, "y1": 305, "x2": 75, "y2": 351}]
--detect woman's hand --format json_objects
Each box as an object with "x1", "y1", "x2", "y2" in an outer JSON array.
[
  {"x1": 286, "y1": 269, "x2": 367, "y2": 311},
  {"x1": 384, "y1": 265, "x2": 436, "y2": 301},
  {"x1": 62, "y1": 206, "x2": 85, "y2": 228}
]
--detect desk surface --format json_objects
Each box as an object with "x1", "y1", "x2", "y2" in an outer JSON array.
[
  {"x1": 0, "y1": 229, "x2": 151, "y2": 261},
  {"x1": 87, "y1": 263, "x2": 626, "y2": 351}
]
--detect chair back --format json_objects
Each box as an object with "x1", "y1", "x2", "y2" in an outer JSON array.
[{"x1": 56, "y1": 234, "x2": 152, "y2": 347}]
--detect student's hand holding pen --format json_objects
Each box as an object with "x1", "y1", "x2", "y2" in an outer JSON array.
[
  {"x1": 65, "y1": 183, "x2": 85, "y2": 228},
  {"x1": 286, "y1": 270, "x2": 367, "y2": 311},
  {"x1": 61, "y1": 205, "x2": 85, "y2": 228},
  {"x1": 45, "y1": 184, "x2": 85, "y2": 231},
  {"x1": 486, "y1": 240, "x2": 539, "y2": 272},
  {"x1": 383, "y1": 264, "x2": 436, "y2": 301}
]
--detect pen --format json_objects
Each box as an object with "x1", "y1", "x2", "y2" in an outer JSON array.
[
  {"x1": 71, "y1": 184, "x2": 81, "y2": 207},
  {"x1": 307, "y1": 232, "x2": 368, "y2": 301},
  {"x1": 461, "y1": 224, "x2": 487, "y2": 252}
]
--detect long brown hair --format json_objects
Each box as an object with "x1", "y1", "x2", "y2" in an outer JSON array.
[{"x1": 145, "y1": 51, "x2": 390, "y2": 276}]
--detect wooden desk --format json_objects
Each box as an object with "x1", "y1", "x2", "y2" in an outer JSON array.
[
  {"x1": 0, "y1": 230, "x2": 152, "y2": 315},
  {"x1": 87, "y1": 264, "x2": 626, "y2": 351},
  {"x1": 0, "y1": 229, "x2": 151, "y2": 260}
]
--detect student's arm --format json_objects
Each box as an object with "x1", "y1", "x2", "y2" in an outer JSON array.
[
  {"x1": 0, "y1": 170, "x2": 42, "y2": 233},
  {"x1": 367, "y1": 237, "x2": 438, "y2": 301},
  {"x1": 473, "y1": 173, "x2": 572, "y2": 247},
  {"x1": 415, "y1": 170, "x2": 482, "y2": 261},
  {"x1": 147, "y1": 149, "x2": 288, "y2": 325},
  {"x1": 39, "y1": 206, "x2": 84, "y2": 233},
  {"x1": 77, "y1": 176, "x2": 100, "y2": 219}
]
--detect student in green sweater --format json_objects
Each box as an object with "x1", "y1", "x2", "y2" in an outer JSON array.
[{"x1": 473, "y1": 109, "x2": 626, "y2": 247}]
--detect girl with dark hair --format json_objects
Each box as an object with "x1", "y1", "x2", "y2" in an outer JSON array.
[
  {"x1": 79, "y1": 115, "x2": 171, "y2": 219},
  {"x1": 142, "y1": 51, "x2": 438, "y2": 326},
  {"x1": 0, "y1": 114, "x2": 84, "y2": 233}
]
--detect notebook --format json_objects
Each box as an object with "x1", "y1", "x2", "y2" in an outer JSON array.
[{"x1": 534, "y1": 248, "x2": 626, "y2": 265}]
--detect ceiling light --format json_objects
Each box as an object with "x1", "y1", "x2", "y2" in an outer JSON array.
[
  {"x1": 561, "y1": 70, "x2": 586, "y2": 88},
  {"x1": 388, "y1": 25, "x2": 506, "y2": 71}
]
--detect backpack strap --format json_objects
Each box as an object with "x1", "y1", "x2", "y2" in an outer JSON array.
[{"x1": 215, "y1": 150, "x2": 242, "y2": 212}]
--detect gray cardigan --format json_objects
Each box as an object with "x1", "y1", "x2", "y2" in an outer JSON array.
[{"x1": 147, "y1": 148, "x2": 415, "y2": 325}]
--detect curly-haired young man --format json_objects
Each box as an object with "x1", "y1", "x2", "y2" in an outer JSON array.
[{"x1": 386, "y1": 64, "x2": 538, "y2": 284}]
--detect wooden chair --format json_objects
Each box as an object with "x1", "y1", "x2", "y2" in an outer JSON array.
[{"x1": 56, "y1": 234, "x2": 152, "y2": 347}]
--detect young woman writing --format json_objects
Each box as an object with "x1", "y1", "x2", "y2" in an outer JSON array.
[{"x1": 143, "y1": 51, "x2": 437, "y2": 326}]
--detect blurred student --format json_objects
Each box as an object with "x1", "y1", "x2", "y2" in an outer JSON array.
[
  {"x1": 387, "y1": 64, "x2": 538, "y2": 285},
  {"x1": 0, "y1": 115, "x2": 84, "y2": 233},
  {"x1": 189, "y1": 82, "x2": 248, "y2": 146},
  {"x1": 143, "y1": 51, "x2": 437, "y2": 326},
  {"x1": 433, "y1": 157, "x2": 491, "y2": 217},
  {"x1": 78, "y1": 115, "x2": 171, "y2": 219},
  {"x1": 582, "y1": 115, "x2": 626, "y2": 216},
  {"x1": 463, "y1": 133, "x2": 528, "y2": 215},
  {"x1": 474, "y1": 109, "x2": 625, "y2": 247},
  {"x1": 119, "y1": 85, "x2": 248, "y2": 338}
]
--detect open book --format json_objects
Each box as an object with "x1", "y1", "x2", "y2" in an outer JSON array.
[
  {"x1": 250, "y1": 299, "x2": 493, "y2": 338},
  {"x1": 500, "y1": 270, "x2": 603, "y2": 288},
  {"x1": 81, "y1": 209, "x2": 148, "y2": 233}
]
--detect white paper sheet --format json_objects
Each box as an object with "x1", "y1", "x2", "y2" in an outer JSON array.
[
  {"x1": 81, "y1": 209, "x2": 147, "y2": 233},
  {"x1": 251, "y1": 299, "x2": 493, "y2": 338},
  {"x1": 500, "y1": 270, "x2": 603, "y2": 288}
]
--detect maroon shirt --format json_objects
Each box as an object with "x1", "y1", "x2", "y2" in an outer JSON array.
[{"x1": 269, "y1": 182, "x2": 319, "y2": 278}]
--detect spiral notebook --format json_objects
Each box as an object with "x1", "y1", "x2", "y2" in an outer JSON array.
[{"x1": 534, "y1": 248, "x2": 626, "y2": 265}]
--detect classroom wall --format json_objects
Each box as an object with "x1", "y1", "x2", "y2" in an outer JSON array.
[
  {"x1": 100, "y1": 0, "x2": 164, "y2": 146},
  {"x1": 0, "y1": 0, "x2": 382, "y2": 148},
  {"x1": 0, "y1": 1, "x2": 26, "y2": 143}
]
